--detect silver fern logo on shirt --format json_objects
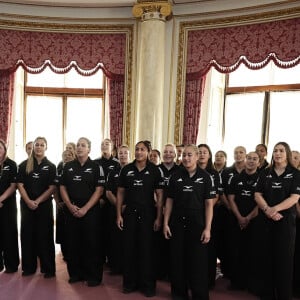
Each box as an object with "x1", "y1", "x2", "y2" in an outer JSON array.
[
  {"x1": 272, "y1": 182, "x2": 282, "y2": 189},
  {"x1": 183, "y1": 186, "x2": 193, "y2": 192},
  {"x1": 126, "y1": 171, "x2": 135, "y2": 176},
  {"x1": 284, "y1": 173, "x2": 293, "y2": 179},
  {"x1": 194, "y1": 177, "x2": 203, "y2": 184},
  {"x1": 3, "y1": 166, "x2": 10, "y2": 171},
  {"x1": 84, "y1": 168, "x2": 92, "y2": 173},
  {"x1": 133, "y1": 179, "x2": 143, "y2": 186},
  {"x1": 42, "y1": 166, "x2": 49, "y2": 171},
  {"x1": 241, "y1": 190, "x2": 251, "y2": 196}
]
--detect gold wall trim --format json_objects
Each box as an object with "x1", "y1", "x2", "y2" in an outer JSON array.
[
  {"x1": 174, "y1": 7, "x2": 300, "y2": 145},
  {"x1": 0, "y1": 19, "x2": 134, "y2": 146}
]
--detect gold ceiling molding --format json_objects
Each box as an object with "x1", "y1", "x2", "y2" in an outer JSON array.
[
  {"x1": 174, "y1": 7, "x2": 300, "y2": 145},
  {"x1": 132, "y1": 0, "x2": 172, "y2": 19}
]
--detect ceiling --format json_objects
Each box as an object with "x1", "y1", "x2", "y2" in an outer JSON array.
[{"x1": 0, "y1": 0, "x2": 210, "y2": 7}]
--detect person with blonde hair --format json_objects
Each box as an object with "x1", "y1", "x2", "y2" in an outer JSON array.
[
  {"x1": 0, "y1": 139, "x2": 19, "y2": 273},
  {"x1": 17, "y1": 137, "x2": 56, "y2": 278},
  {"x1": 106, "y1": 144, "x2": 130, "y2": 275}
]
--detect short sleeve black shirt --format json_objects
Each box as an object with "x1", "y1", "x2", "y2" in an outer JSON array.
[
  {"x1": 17, "y1": 157, "x2": 56, "y2": 200},
  {"x1": 118, "y1": 161, "x2": 164, "y2": 208},
  {"x1": 255, "y1": 165, "x2": 300, "y2": 215},
  {"x1": 228, "y1": 170, "x2": 259, "y2": 216},
  {"x1": 166, "y1": 166, "x2": 215, "y2": 214},
  {"x1": 0, "y1": 157, "x2": 17, "y2": 195},
  {"x1": 60, "y1": 157, "x2": 105, "y2": 206}
]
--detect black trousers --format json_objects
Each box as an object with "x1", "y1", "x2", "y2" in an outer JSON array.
[
  {"x1": 122, "y1": 206, "x2": 156, "y2": 292},
  {"x1": 65, "y1": 204, "x2": 102, "y2": 282},
  {"x1": 108, "y1": 206, "x2": 123, "y2": 274},
  {"x1": 229, "y1": 218, "x2": 255, "y2": 289},
  {"x1": 0, "y1": 197, "x2": 19, "y2": 271},
  {"x1": 257, "y1": 212, "x2": 296, "y2": 300},
  {"x1": 169, "y1": 215, "x2": 209, "y2": 300},
  {"x1": 20, "y1": 199, "x2": 55, "y2": 274}
]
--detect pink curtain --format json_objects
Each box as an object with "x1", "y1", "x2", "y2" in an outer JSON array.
[
  {"x1": 186, "y1": 18, "x2": 300, "y2": 77},
  {"x1": 0, "y1": 29, "x2": 126, "y2": 144},
  {"x1": 0, "y1": 70, "x2": 14, "y2": 143},
  {"x1": 182, "y1": 17, "x2": 300, "y2": 144},
  {"x1": 183, "y1": 76, "x2": 205, "y2": 145},
  {"x1": 107, "y1": 78, "x2": 124, "y2": 148}
]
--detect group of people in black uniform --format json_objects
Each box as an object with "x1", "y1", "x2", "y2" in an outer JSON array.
[{"x1": 0, "y1": 137, "x2": 300, "y2": 300}]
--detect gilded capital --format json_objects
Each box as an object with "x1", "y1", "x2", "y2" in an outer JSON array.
[{"x1": 132, "y1": 0, "x2": 172, "y2": 21}]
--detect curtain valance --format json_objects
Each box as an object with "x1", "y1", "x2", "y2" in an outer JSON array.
[
  {"x1": 186, "y1": 17, "x2": 300, "y2": 78},
  {"x1": 0, "y1": 29, "x2": 126, "y2": 79}
]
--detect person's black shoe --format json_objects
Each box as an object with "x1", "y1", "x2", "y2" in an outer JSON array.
[
  {"x1": 22, "y1": 271, "x2": 35, "y2": 276},
  {"x1": 4, "y1": 268, "x2": 18, "y2": 274},
  {"x1": 44, "y1": 272, "x2": 55, "y2": 278},
  {"x1": 143, "y1": 289, "x2": 156, "y2": 297},
  {"x1": 86, "y1": 280, "x2": 101, "y2": 287},
  {"x1": 123, "y1": 286, "x2": 137, "y2": 294},
  {"x1": 68, "y1": 277, "x2": 83, "y2": 284}
]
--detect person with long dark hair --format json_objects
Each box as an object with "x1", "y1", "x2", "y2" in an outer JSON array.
[
  {"x1": 17, "y1": 137, "x2": 56, "y2": 278},
  {"x1": 255, "y1": 142, "x2": 300, "y2": 300},
  {"x1": 198, "y1": 143, "x2": 222, "y2": 290},
  {"x1": 164, "y1": 144, "x2": 215, "y2": 300},
  {"x1": 116, "y1": 140, "x2": 164, "y2": 297},
  {"x1": 0, "y1": 139, "x2": 19, "y2": 273}
]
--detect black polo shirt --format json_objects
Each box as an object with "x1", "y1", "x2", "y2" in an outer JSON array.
[
  {"x1": 106, "y1": 165, "x2": 121, "y2": 196},
  {"x1": 221, "y1": 165, "x2": 241, "y2": 195},
  {"x1": 60, "y1": 157, "x2": 105, "y2": 206},
  {"x1": 205, "y1": 167, "x2": 223, "y2": 196},
  {"x1": 17, "y1": 157, "x2": 56, "y2": 200},
  {"x1": 255, "y1": 165, "x2": 300, "y2": 215},
  {"x1": 94, "y1": 156, "x2": 120, "y2": 181},
  {"x1": 118, "y1": 160, "x2": 164, "y2": 208},
  {"x1": 228, "y1": 170, "x2": 259, "y2": 216},
  {"x1": 0, "y1": 157, "x2": 17, "y2": 195},
  {"x1": 166, "y1": 166, "x2": 215, "y2": 214}
]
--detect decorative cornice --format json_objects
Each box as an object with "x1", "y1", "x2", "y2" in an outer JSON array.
[
  {"x1": 132, "y1": 0, "x2": 172, "y2": 21},
  {"x1": 174, "y1": 8, "x2": 300, "y2": 145}
]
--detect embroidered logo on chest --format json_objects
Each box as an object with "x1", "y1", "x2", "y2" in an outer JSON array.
[{"x1": 133, "y1": 179, "x2": 143, "y2": 186}]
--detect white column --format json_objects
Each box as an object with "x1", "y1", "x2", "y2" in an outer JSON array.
[{"x1": 133, "y1": 0, "x2": 172, "y2": 149}]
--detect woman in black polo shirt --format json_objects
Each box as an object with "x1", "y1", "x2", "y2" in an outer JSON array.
[
  {"x1": 116, "y1": 140, "x2": 164, "y2": 297},
  {"x1": 17, "y1": 137, "x2": 56, "y2": 278},
  {"x1": 60, "y1": 137, "x2": 105, "y2": 287},
  {"x1": 164, "y1": 144, "x2": 215, "y2": 300},
  {"x1": 255, "y1": 142, "x2": 300, "y2": 300},
  {"x1": 0, "y1": 139, "x2": 19, "y2": 273}
]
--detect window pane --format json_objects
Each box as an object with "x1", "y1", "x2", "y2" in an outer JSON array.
[
  {"x1": 26, "y1": 96, "x2": 63, "y2": 164},
  {"x1": 27, "y1": 68, "x2": 65, "y2": 88},
  {"x1": 228, "y1": 62, "x2": 300, "y2": 87},
  {"x1": 65, "y1": 68, "x2": 103, "y2": 89},
  {"x1": 228, "y1": 64, "x2": 272, "y2": 87},
  {"x1": 223, "y1": 93, "x2": 264, "y2": 164},
  {"x1": 66, "y1": 97, "x2": 103, "y2": 159},
  {"x1": 27, "y1": 66, "x2": 103, "y2": 89},
  {"x1": 268, "y1": 91, "x2": 300, "y2": 150}
]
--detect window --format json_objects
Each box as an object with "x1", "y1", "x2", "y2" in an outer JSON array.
[
  {"x1": 24, "y1": 67, "x2": 105, "y2": 164},
  {"x1": 223, "y1": 62, "x2": 300, "y2": 161}
]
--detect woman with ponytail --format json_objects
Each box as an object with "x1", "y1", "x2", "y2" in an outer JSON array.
[{"x1": 17, "y1": 137, "x2": 56, "y2": 278}]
